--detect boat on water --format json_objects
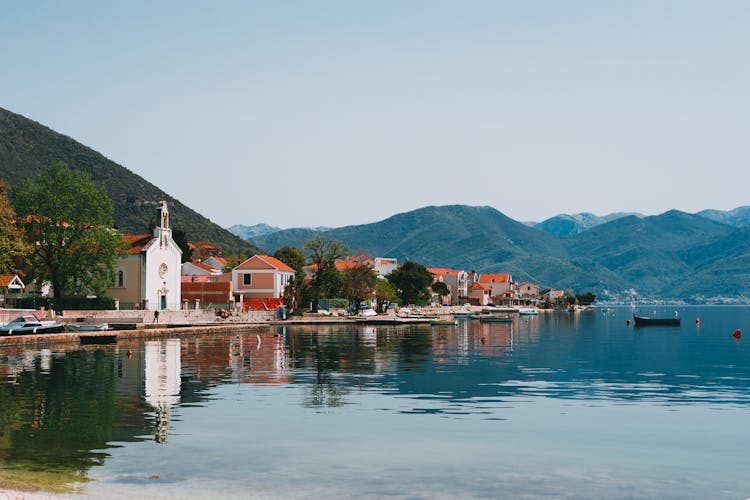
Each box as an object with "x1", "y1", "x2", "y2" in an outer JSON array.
[
  {"x1": 453, "y1": 312, "x2": 474, "y2": 319},
  {"x1": 0, "y1": 316, "x2": 66, "y2": 336},
  {"x1": 66, "y1": 323, "x2": 110, "y2": 332},
  {"x1": 479, "y1": 315, "x2": 513, "y2": 323},
  {"x1": 633, "y1": 315, "x2": 681, "y2": 326},
  {"x1": 518, "y1": 307, "x2": 538, "y2": 316}
]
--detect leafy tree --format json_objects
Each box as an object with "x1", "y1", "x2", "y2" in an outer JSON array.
[
  {"x1": 303, "y1": 236, "x2": 348, "y2": 311},
  {"x1": 0, "y1": 179, "x2": 31, "y2": 273},
  {"x1": 343, "y1": 265, "x2": 377, "y2": 312},
  {"x1": 431, "y1": 281, "x2": 450, "y2": 297},
  {"x1": 374, "y1": 279, "x2": 398, "y2": 312},
  {"x1": 387, "y1": 261, "x2": 434, "y2": 305},
  {"x1": 274, "y1": 246, "x2": 306, "y2": 314},
  {"x1": 273, "y1": 246, "x2": 306, "y2": 272},
  {"x1": 172, "y1": 228, "x2": 193, "y2": 263},
  {"x1": 575, "y1": 292, "x2": 596, "y2": 305},
  {"x1": 11, "y1": 162, "x2": 126, "y2": 303}
]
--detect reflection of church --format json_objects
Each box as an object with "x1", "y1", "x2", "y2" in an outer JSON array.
[
  {"x1": 144, "y1": 339, "x2": 181, "y2": 444},
  {"x1": 107, "y1": 201, "x2": 182, "y2": 310}
]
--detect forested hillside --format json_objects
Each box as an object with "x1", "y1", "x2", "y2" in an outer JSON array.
[{"x1": 0, "y1": 107, "x2": 258, "y2": 254}]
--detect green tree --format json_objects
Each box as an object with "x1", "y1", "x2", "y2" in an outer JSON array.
[
  {"x1": 172, "y1": 228, "x2": 193, "y2": 263},
  {"x1": 575, "y1": 292, "x2": 596, "y2": 305},
  {"x1": 373, "y1": 279, "x2": 398, "y2": 312},
  {"x1": 12, "y1": 162, "x2": 126, "y2": 303},
  {"x1": 0, "y1": 179, "x2": 31, "y2": 273},
  {"x1": 273, "y1": 246, "x2": 306, "y2": 272},
  {"x1": 343, "y1": 265, "x2": 377, "y2": 312},
  {"x1": 387, "y1": 261, "x2": 434, "y2": 305},
  {"x1": 274, "y1": 246, "x2": 306, "y2": 314},
  {"x1": 431, "y1": 281, "x2": 450, "y2": 304},
  {"x1": 303, "y1": 236, "x2": 348, "y2": 311}
]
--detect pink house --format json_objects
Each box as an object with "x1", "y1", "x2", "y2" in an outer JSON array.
[
  {"x1": 231, "y1": 254, "x2": 295, "y2": 301},
  {"x1": 478, "y1": 273, "x2": 513, "y2": 301},
  {"x1": 468, "y1": 282, "x2": 492, "y2": 306}
]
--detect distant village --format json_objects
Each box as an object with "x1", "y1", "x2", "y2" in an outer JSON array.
[{"x1": 1, "y1": 201, "x2": 576, "y2": 315}]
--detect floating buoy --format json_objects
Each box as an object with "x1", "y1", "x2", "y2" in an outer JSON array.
[
  {"x1": 127, "y1": 348, "x2": 133, "y2": 359},
  {"x1": 695, "y1": 317, "x2": 700, "y2": 325},
  {"x1": 626, "y1": 319, "x2": 631, "y2": 326},
  {"x1": 733, "y1": 329, "x2": 741, "y2": 339}
]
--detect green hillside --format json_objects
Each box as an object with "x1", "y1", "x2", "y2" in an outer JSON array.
[
  {"x1": 250, "y1": 205, "x2": 747, "y2": 300},
  {"x1": 252, "y1": 205, "x2": 627, "y2": 294},
  {"x1": 0, "y1": 107, "x2": 258, "y2": 255}
]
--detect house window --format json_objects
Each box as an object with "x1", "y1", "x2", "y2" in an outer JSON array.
[
  {"x1": 114, "y1": 268, "x2": 125, "y2": 288},
  {"x1": 243, "y1": 273, "x2": 252, "y2": 286}
]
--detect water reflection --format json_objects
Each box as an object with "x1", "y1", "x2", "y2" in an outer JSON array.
[
  {"x1": 0, "y1": 307, "x2": 748, "y2": 493},
  {"x1": 144, "y1": 340, "x2": 181, "y2": 444}
]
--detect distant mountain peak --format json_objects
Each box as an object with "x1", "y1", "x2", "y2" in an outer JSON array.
[{"x1": 535, "y1": 211, "x2": 643, "y2": 237}]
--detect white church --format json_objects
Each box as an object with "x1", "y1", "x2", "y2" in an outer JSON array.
[{"x1": 107, "y1": 201, "x2": 182, "y2": 310}]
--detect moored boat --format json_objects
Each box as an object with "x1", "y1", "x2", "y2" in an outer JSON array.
[
  {"x1": 452, "y1": 312, "x2": 474, "y2": 319},
  {"x1": 0, "y1": 316, "x2": 66, "y2": 336},
  {"x1": 518, "y1": 307, "x2": 538, "y2": 315},
  {"x1": 633, "y1": 315, "x2": 681, "y2": 326},
  {"x1": 479, "y1": 315, "x2": 513, "y2": 323},
  {"x1": 66, "y1": 323, "x2": 110, "y2": 332}
]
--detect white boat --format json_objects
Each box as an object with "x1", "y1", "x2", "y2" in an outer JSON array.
[
  {"x1": 0, "y1": 316, "x2": 66, "y2": 335},
  {"x1": 65, "y1": 323, "x2": 110, "y2": 332},
  {"x1": 518, "y1": 307, "x2": 539, "y2": 316}
]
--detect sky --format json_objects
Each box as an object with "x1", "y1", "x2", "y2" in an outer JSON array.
[{"x1": 1, "y1": 1, "x2": 748, "y2": 229}]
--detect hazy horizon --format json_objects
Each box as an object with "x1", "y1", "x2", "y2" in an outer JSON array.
[{"x1": 3, "y1": 1, "x2": 748, "y2": 228}]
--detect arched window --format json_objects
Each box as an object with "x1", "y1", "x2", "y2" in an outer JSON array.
[{"x1": 116, "y1": 269, "x2": 125, "y2": 288}]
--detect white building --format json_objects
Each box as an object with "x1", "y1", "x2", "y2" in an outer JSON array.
[{"x1": 107, "y1": 201, "x2": 183, "y2": 310}]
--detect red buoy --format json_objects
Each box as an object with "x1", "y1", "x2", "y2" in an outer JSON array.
[
  {"x1": 733, "y1": 329, "x2": 741, "y2": 339},
  {"x1": 626, "y1": 319, "x2": 631, "y2": 326},
  {"x1": 695, "y1": 317, "x2": 700, "y2": 325}
]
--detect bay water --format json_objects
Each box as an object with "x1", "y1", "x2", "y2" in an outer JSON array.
[{"x1": 1, "y1": 306, "x2": 748, "y2": 499}]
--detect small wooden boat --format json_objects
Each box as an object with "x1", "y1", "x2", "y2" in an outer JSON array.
[
  {"x1": 518, "y1": 308, "x2": 538, "y2": 315},
  {"x1": 633, "y1": 315, "x2": 681, "y2": 326}
]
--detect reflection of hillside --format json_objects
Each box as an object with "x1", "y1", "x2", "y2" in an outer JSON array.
[{"x1": 0, "y1": 347, "x2": 153, "y2": 490}]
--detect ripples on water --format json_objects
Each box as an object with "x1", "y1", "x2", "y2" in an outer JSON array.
[{"x1": 1, "y1": 306, "x2": 749, "y2": 498}]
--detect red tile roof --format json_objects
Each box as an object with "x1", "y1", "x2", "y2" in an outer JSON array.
[
  {"x1": 255, "y1": 255, "x2": 296, "y2": 273},
  {"x1": 304, "y1": 260, "x2": 361, "y2": 272},
  {"x1": 122, "y1": 234, "x2": 153, "y2": 254},
  {"x1": 335, "y1": 260, "x2": 361, "y2": 271},
  {"x1": 427, "y1": 268, "x2": 463, "y2": 276},
  {"x1": 469, "y1": 282, "x2": 490, "y2": 290},
  {"x1": 0, "y1": 274, "x2": 23, "y2": 288},
  {"x1": 478, "y1": 273, "x2": 510, "y2": 283},
  {"x1": 185, "y1": 261, "x2": 220, "y2": 273}
]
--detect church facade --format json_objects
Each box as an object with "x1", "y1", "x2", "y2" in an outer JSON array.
[{"x1": 107, "y1": 201, "x2": 182, "y2": 310}]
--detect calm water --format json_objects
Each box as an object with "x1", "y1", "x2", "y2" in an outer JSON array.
[{"x1": 1, "y1": 306, "x2": 749, "y2": 499}]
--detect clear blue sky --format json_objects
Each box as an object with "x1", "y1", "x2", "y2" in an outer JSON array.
[{"x1": 2, "y1": 1, "x2": 748, "y2": 228}]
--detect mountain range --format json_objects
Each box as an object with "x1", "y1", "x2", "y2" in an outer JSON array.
[
  {"x1": 532, "y1": 212, "x2": 644, "y2": 237},
  {"x1": 245, "y1": 205, "x2": 750, "y2": 302},
  {"x1": 0, "y1": 107, "x2": 258, "y2": 254},
  {"x1": 3, "y1": 106, "x2": 748, "y2": 302}
]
